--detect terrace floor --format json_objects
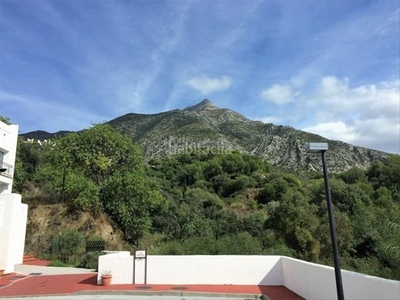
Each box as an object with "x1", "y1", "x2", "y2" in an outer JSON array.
[{"x1": 0, "y1": 260, "x2": 304, "y2": 300}]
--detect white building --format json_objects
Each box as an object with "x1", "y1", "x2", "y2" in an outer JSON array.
[
  {"x1": 0, "y1": 120, "x2": 28, "y2": 274},
  {"x1": 0, "y1": 121, "x2": 18, "y2": 193}
]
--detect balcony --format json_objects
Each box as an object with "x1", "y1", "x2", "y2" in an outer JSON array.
[{"x1": 0, "y1": 162, "x2": 13, "y2": 179}]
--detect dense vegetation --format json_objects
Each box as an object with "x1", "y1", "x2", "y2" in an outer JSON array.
[{"x1": 14, "y1": 124, "x2": 400, "y2": 280}]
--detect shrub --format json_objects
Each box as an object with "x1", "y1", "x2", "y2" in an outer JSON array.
[
  {"x1": 158, "y1": 241, "x2": 185, "y2": 255},
  {"x1": 59, "y1": 229, "x2": 85, "y2": 255},
  {"x1": 79, "y1": 251, "x2": 103, "y2": 270}
]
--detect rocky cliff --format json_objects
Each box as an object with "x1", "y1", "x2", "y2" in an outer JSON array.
[{"x1": 107, "y1": 99, "x2": 388, "y2": 172}]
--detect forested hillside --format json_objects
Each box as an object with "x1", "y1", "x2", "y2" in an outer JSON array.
[{"x1": 14, "y1": 124, "x2": 400, "y2": 280}]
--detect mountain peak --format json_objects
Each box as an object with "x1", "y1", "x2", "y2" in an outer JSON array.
[
  {"x1": 185, "y1": 99, "x2": 217, "y2": 111},
  {"x1": 200, "y1": 99, "x2": 212, "y2": 106}
]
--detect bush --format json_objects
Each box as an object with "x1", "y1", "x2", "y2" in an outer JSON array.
[
  {"x1": 158, "y1": 241, "x2": 185, "y2": 255},
  {"x1": 263, "y1": 243, "x2": 295, "y2": 257},
  {"x1": 215, "y1": 232, "x2": 263, "y2": 254},
  {"x1": 59, "y1": 229, "x2": 85, "y2": 255},
  {"x1": 79, "y1": 251, "x2": 103, "y2": 270}
]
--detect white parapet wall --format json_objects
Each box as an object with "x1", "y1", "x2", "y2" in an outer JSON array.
[
  {"x1": 146, "y1": 255, "x2": 283, "y2": 285},
  {"x1": 281, "y1": 256, "x2": 400, "y2": 300},
  {"x1": 0, "y1": 193, "x2": 28, "y2": 273},
  {"x1": 98, "y1": 254, "x2": 283, "y2": 285},
  {"x1": 97, "y1": 251, "x2": 133, "y2": 285},
  {"x1": 98, "y1": 254, "x2": 400, "y2": 299}
]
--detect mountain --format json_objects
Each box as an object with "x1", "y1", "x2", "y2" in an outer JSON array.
[
  {"x1": 21, "y1": 99, "x2": 388, "y2": 172},
  {"x1": 21, "y1": 130, "x2": 73, "y2": 140}
]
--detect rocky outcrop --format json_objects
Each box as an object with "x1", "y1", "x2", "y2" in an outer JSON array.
[{"x1": 109, "y1": 99, "x2": 388, "y2": 172}]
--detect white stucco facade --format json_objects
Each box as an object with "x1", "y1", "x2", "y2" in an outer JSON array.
[
  {"x1": 0, "y1": 120, "x2": 28, "y2": 274},
  {"x1": 0, "y1": 121, "x2": 18, "y2": 194}
]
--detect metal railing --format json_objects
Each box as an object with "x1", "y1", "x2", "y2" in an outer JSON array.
[{"x1": 0, "y1": 162, "x2": 13, "y2": 179}]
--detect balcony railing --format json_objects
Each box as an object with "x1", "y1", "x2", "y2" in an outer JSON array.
[{"x1": 0, "y1": 162, "x2": 13, "y2": 179}]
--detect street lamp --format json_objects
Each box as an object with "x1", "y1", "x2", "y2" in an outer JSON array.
[
  {"x1": 0, "y1": 168, "x2": 6, "y2": 173},
  {"x1": 306, "y1": 142, "x2": 345, "y2": 300}
]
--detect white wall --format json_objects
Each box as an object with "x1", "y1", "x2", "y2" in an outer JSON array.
[
  {"x1": 98, "y1": 254, "x2": 283, "y2": 285},
  {"x1": 14, "y1": 203, "x2": 28, "y2": 264},
  {"x1": 0, "y1": 194, "x2": 28, "y2": 273},
  {"x1": 147, "y1": 255, "x2": 283, "y2": 285},
  {"x1": 97, "y1": 251, "x2": 133, "y2": 285},
  {"x1": 282, "y1": 256, "x2": 400, "y2": 300}
]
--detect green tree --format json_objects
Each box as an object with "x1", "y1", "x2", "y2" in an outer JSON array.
[
  {"x1": 203, "y1": 159, "x2": 223, "y2": 180},
  {"x1": 267, "y1": 188, "x2": 320, "y2": 260},
  {"x1": 373, "y1": 186, "x2": 392, "y2": 207},
  {"x1": 220, "y1": 153, "x2": 245, "y2": 175},
  {"x1": 223, "y1": 175, "x2": 255, "y2": 197},
  {"x1": 374, "y1": 204, "x2": 400, "y2": 278},
  {"x1": 366, "y1": 160, "x2": 387, "y2": 190},
  {"x1": 0, "y1": 116, "x2": 11, "y2": 124},
  {"x1": 385, "y1": 155, "x2": 400, "y2": 201},
  {"x1": 33, "y1": 124, "x2": 166, "y2": 241},
  {"x1": 14, "y1": 138, "x2": 48, "y2": 192},
  {"x1": 59, "y1": 228, "x2": 85, "y2": 256},
  {"x1": 339, "y1": 167, "x2": 367, "y2": 184},
  {"x1": 258, "y1": 183, "x2": 276, "y2": 204},
  {"x1": 215, "y1": 232, "x2": 263, "y2": 254},
  {"x1": 102, "y1": 171, "x2": 165, "y2": 243}
]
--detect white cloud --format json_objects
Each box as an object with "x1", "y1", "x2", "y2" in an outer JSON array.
[
  {"x1": 186, "y1": 75, "x2": 232, "y2": 95},
  {"x1": 313, "y1": 77, "x2": 399, "y2": 121},
  {"x1": 256, "y1": 116, "x2": 283, "y2": 124},
  {"x1": 301, "y1": 76, "x2": 400, "y2": 153},
  {"x1": 302, "y1": 121, "x2": 358, "y2": 144},
  {"x1": 351, "y1": 117, "x2": 400, "y2": 152},
  {"x1": 260, "y1": 76, "x2": 399, "y2": 153},
  {"x1": 290, "y1": 76, "x2": 306, "y2": 88},
  {"x1": 261, "y1": 83, "x2": 294, "y2": 104},
  {"x1": 317, "y1": 76, "x2": 349, "y2": 96},
  {"x1": 302, "y1": 118, "x2": 400, "y2": 153}
]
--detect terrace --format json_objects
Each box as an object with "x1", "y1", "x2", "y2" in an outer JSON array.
[{"x1": 98, "y1": 252, "x2": 400, "y2": 300}]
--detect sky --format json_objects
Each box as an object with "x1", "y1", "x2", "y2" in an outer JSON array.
[{"x1": 0, "y1": 0, "x2": 399, "y2": 154}]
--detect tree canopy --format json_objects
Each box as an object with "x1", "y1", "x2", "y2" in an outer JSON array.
[{"x1": 14, "y1": 127, "x2": 400, "y2": 280}]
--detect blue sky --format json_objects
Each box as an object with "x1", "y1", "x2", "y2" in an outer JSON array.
[{"x1": 1, "y1": 0, "x2": 399, "y2": 153}]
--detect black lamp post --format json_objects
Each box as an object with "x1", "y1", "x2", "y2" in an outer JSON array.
[
  {"x1": 306, "y1": 142, "x2": 345, "y2": 300},
  {"x1": 0, "y1": 168, "x2": 6, "y2": 173}
]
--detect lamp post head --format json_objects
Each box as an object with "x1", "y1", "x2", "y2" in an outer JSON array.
[
  {"x1": 306, "y1": 142, "x2": 328, "y2": 153},
  {"x1": 0, "y1": 168, "x2": 7, "y2": 173}
]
